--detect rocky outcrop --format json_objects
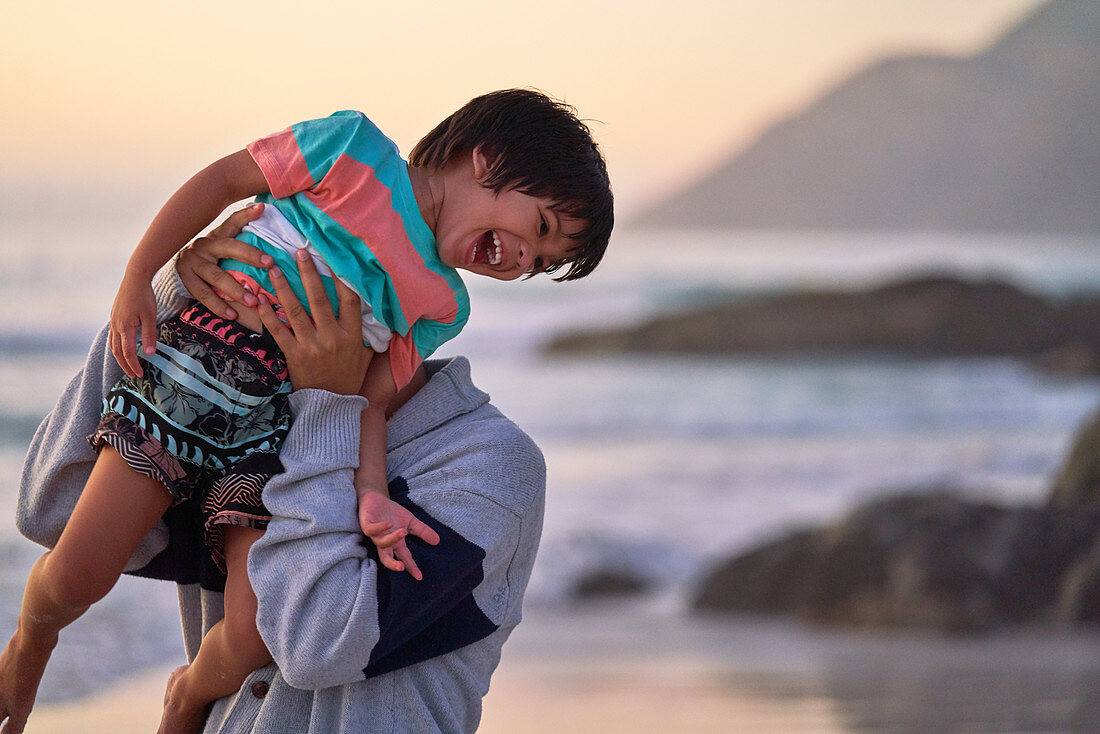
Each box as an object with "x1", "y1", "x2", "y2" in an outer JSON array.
[
  {"x1": 692, "y1": 413, "x2": 1100, "y2": 630},
  {"x1": 692, "y1": 493, "x2": 1100, "y2": 631},
  {"x1": 546, "y1": 275, "x2": 1100, "y2": 374},
  {"x1": 1049, "y1": 410, "x2": 1100, "y2": 508}
]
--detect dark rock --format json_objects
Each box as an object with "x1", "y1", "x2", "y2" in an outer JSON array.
[
  {"x1": 692, "y1": 528, "x2": 819, "y2": 614},
  {"x1": 572, "y1": 570, "x2": 651, "y2": 599},
  {"x1": 1036, "y1": 344, "x2": 1100, "y2": 377},
  {"x1": 691, "y1": 491, "x2": 1100, "y2": 632},
  {"x1": 692, "y1": 333, "x2": 1100, "y2": 632},
  {"x1": 1049, "y1": 411, "x2": 1100, "y2": 509},
  {"x1": 547, "y1": 275, "x2": 1100, "y2": 371},
  {"x1": 1056, "y1": 534, "x2": 1100, "y2": 626}
]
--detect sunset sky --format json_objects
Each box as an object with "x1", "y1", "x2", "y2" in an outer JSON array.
[{"x1": 2, "y1": 0, "x2": 1041, "y2": 218}]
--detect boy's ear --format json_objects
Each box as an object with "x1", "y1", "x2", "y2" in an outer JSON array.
[{"x1": 471, "y1": 146, "x2": 492, "y2": 182}]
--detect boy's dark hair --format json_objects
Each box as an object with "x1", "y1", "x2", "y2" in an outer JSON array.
[{"x1": 410, "y1": 89, "x2": 613, "y2": 281}]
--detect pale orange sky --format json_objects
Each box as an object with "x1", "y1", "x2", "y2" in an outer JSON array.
[{"x1": 1, "y1": 0, "x2": 1042, "y2": 217}]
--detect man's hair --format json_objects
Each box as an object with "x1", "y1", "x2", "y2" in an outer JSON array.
[{"x1": 409, "y1": 89, "x2": 613, "y2": 281}]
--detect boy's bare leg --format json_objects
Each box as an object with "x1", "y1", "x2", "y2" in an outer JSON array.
[
  {"x1": 160, "y1": 526, "x2": 270, "y2": 734},
  {"x1": 0, "y1": 446, "x2": 173, "y2": 734}
]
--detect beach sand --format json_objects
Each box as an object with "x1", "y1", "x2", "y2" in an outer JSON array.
[
  {"x1": 26, "y1": 666, "x2": 174, "y2": 733},
  {"x1": 26, "y1": 661, "x2": 845, "y2": 734},
  {"x1": 25, "y1": 604, "x2": 1100, "y2": 733},
  {"x1": 478, "y1": 659, "x2": 846, "y2": 734},
  {"x1": 26, "y1": 606, "x2": 849, "y2": 734}
]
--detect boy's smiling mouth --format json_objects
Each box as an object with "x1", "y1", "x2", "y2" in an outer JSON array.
[{"x1": 468, "y1": 230, "x2": 503, "y2": 267}]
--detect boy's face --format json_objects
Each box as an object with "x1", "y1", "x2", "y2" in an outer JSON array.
[{"x1": 433, "y1": 149, "x2": 583, "y2": 281}]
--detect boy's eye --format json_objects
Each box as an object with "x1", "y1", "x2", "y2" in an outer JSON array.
[
  {"x1": 539, "y1": 215, "x2": 549, "y2": 236},
  {"x1": 530, "y1": 257, "x2": 545, "y2": 274}
]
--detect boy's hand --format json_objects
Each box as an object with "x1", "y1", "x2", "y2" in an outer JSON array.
[
  {"x1": 110, "y1": 274, "x2": 158, "y2": 378},
  {"x1": 109, "y1": 203, "x2": 272, "y2": 379},
  {"x1": 177, "y1": 203, "x2": 273, "y2": 320},
  {"x1": 358, "y1": 492, "x2": 441, "y2": 581}
]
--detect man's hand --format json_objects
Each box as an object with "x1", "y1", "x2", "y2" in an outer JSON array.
[
  {"x1": 177, "y1": 203, "x2": 273, "y2": 320},
  {"x1": 256, "y1": 248, "x2": 373, "y2": 396},
  {"x1": 359, "y1": 492, "x2": 441, "y2": 581}
]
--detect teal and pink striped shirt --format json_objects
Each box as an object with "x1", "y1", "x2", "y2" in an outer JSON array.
[{"x1": 222, "y1": 111, "x2": 470, "y2": 390}]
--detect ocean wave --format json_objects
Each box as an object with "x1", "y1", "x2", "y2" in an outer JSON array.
[
  {"x1": 0, "y1": 329, "x2": 100, "y2": 357},
  {"x1": 0, "y1": 412, "x2": 43, "y2": 448}
]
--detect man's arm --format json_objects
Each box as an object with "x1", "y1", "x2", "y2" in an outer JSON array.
[
  {"x1": 247, "y1": 388, "x2": 542, "y2": 689},
  {"x1": 247, "y1": 252, "x2": 544, "y2": 688}
]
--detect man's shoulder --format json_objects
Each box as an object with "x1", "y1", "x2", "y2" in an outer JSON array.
[
  {"x1": 391, "y1": 358, "x2": 545, "y2": 516},
  {"x1": 407, "y1": 400, "x2": 545, "y2": 514}
]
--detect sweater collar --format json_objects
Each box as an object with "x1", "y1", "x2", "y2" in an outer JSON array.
[{"x1": 386, "y1": 356, "x2": 490, "y2": 450}]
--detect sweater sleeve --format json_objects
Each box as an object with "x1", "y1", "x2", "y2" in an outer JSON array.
[{"x1": 248, "y1": 389, "x2": 543, "y2": 690}]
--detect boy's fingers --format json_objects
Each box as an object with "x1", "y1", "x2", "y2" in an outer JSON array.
[
  {"x1": 377, "y1": 548, "x2": 406, "y2": 573},
  {"x1": 180, "y1": 257, "x2": 254, "y2": 312},
  {"x1": 180, "y1": 275, "x2": 237, "y2": 320},
  {"x1": 109, "y1": 330, "x2": 120, "y2": 369},
  {"x1": 189, "y1": 236, "x2": 274, "y2": 271},
  {"x1": 293, "y1": 250, "x2": 334, "y2": 325},
  {"x1": 109, "y1": 330, "x2": 127, "y2": 377},
  {"x1": 372, "y1": 528, "x2": 408, "y2": 550},
  {"x1": 361, "y1": 519, "x2": 394, "y2": 536},
  {"x1": 206, "y1": 202, "x2": 265, "y2": 240},
  {"x1": 407, "y1": 519, "x2": 441, "y2": 546},
  {"x1": 120, "y1": 325, "x2": 142, "y2": 378},
  {"x1": 140, "y1": 315, "x2": 157, "y2": 357},
  {"x1": 394, "y1": 545, "x2": 423, "y2": 581}
]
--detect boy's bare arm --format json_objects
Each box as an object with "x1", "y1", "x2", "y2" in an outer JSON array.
[
  {"x1": 354, "y1": 352, "x2": 440, "y2": 580},
  {"x1": 356, "y1": 405, "x2": 390, "y2": 501},
  {"x1": 355, "y1": 352, "x2": 396, "y2": 499},
  {"x1": 111, "y1": 149, "x2": 269, "y2": 378}
]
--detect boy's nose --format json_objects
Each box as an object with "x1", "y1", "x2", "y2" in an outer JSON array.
[{"x1": 515, "y1": 243, "x2": 533, "y2": 269}]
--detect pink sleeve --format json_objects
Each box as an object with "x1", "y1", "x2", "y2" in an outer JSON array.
[
  {"x1": 386, "y1": 332, "x2": 423, "y2": 393},
  {"x1": 246, "y1": 128, "x2": 316, "y2": 199}
]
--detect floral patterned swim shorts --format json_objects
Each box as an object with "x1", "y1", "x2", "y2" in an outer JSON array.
[{"x1": 90, "y1": 301, "x2": 292, "y2": 571}]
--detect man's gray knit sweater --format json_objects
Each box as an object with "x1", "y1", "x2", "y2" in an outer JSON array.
[{"x1": 17, "y1": 270, "x2": 546, "y2": 732}]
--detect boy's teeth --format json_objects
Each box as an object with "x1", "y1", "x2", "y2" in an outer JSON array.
[{"x1": 489, "y1": 231, "x2": 502, "y2": 265}]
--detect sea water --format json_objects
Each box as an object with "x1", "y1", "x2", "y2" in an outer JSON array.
[{"x1": 3, "y1": 219, "x2": 1100, "y2": 706}]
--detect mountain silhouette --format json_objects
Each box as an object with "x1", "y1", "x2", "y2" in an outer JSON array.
[{"x1": 638, "y1": 0, "x2": 1100, "y2": 233}]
